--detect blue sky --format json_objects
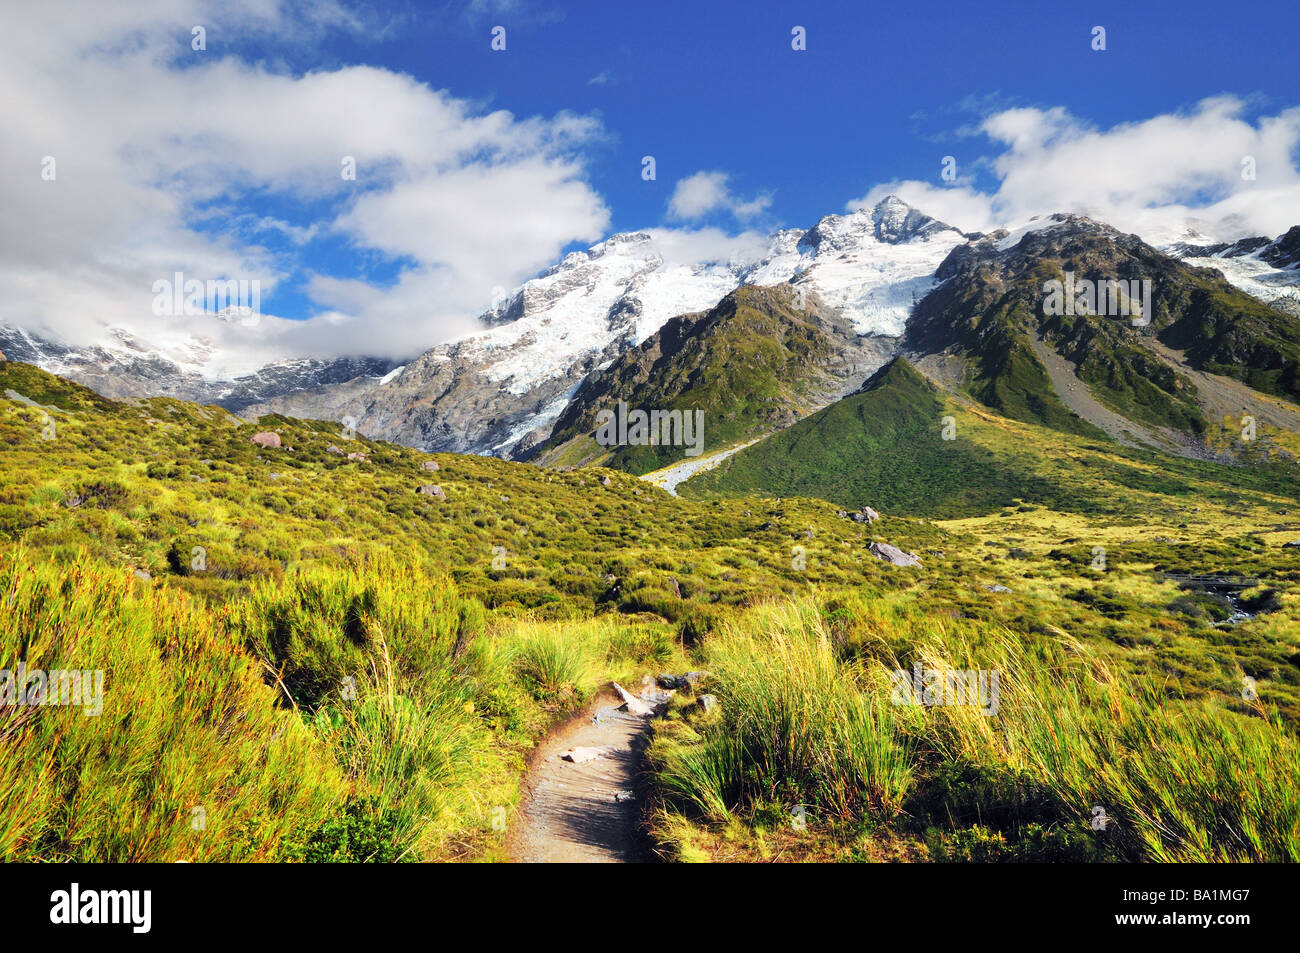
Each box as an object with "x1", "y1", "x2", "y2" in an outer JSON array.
[
  {"x1": 4, "y1": 0, "x2": 1299, "y2": 359},
  {"x1": 276, "y1": 0, "x2": 1300, "y2": 235}
]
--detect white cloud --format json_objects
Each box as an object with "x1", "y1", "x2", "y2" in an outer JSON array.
[
  {"x1": 0, "y1": 0, "x2": 609, "y2": 366},
  {"x1": 668, "y1": 171, "x2": 772, "y2": 222},
  {"x1": 848, "y1": 97, "x2": 1300, "y2": 243}
]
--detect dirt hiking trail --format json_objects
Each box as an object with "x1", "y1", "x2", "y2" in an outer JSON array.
[{"x1": 507, "y1": 687, "x2": 661, "y2": 863}]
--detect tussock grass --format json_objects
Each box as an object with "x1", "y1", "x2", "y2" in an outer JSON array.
[
  {"x1": 654, "y1": 601, "x2": 913, "y2": 824},
  {"x1": 0, "y1": 547, "x2": 340, "y2": 861},
  {"x1": 650, "y1": 594, "x2": 1300, "y2": 862}
]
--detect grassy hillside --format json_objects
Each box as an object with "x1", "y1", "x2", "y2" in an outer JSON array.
[
  {"x1": 682, "y1": 355, "x2": 1300, "y2": 518},
  {"x1": 3, "y1": 358, "x2": 1299, "y2": 862}
]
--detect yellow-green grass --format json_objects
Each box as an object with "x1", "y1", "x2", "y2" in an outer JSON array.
[
  {"x1": 0, "y1": 547, "x2": 678, "y2": 861},
  {"x1": 648, "y1": 593, "x2": 1300, "y2": 862}
]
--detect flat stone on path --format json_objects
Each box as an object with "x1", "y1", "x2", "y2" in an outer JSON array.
[{"x1": 560, "y1": 746, "x2": 615, "y2": 764}]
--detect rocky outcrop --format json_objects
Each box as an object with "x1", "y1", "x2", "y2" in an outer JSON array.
[
  {"x1": 250, "y1": 431, "x2": 281, "y2": 448},
  {"x1": 868, "y1": 541, "x2": 921, "y2": 567}
]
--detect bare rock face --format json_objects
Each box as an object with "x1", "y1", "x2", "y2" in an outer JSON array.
[
  {"x1": 416, "y1": 484, "x2": 446, "y2": 501},
  {"x1": 868, "y1": 541, "x2": 921, "y2": 567},
  {"x1": 421, "y1": 459, "x2": 440, "y2": 471},
  {"x1": 250, "y1": 431, "x2": 281, "y2": 448}
]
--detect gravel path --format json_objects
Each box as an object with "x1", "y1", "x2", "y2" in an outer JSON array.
[{"x1": 506, "y1": 691, "x2": 657, "y2": 863}]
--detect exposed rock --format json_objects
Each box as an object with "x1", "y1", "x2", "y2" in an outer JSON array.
[
  {"x1": 612, "y1": 682, "x2": 653, "y2": 716},
  {"x1": 326, "y1": 445, "x2": 344, "y2": 455},
  {"x1": 421, "y1": 459, "x2": 440, "y2": 471},
  {"x1": 561, "y1": 746, "x2": 615, "y2": 764},
  {"x1": 984, "y1": 584, "x2": 1012, "y2": 593},
  {"x1": 697, "y1": 694, "x2": 718, "y2": 713},
  {"x1": 250, "y1": 431, "x2": 281, "y2": 448},
  {"x1": 346, "y1": 451, "x2": 367, "y2": 461},
  {"x1": 133, "y1": 568, "x2": 151, "y2": 581},
  {"x1": 868, "y1": 541, "x2": 922, "y2": 567},
  {"x1": 657, "y1": 671, "x2": 708, "y2": 690},
  {"x1": 851, "y1": 506, "x2": 881, "y2": 523},
  {"x1": 1283, "y1": 540, "x2": 1300, "y2": 548},
  {"x1": 600, "y1": 475, "x2": 612, "y2": 487},
  {"x1": 416, "y1": 484, "x2": 446, "y2": 501}
]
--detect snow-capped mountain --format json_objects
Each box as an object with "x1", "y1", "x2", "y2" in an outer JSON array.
[
  {"x1": 246, "y1": 196, "x2": 974, "y2": 456},
  {"x1": 0, "y1": 322, "x2": 399, "y2": 413},
  {"x1": 1165, "y1": 225, "x2": 1300, "y2": 316}
]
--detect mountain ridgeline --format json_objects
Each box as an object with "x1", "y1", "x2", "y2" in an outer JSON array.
[
  {"x1": 533, "y1": 285, "x2": 890, "y2": 473},
  {"x1": 905, "y1": 216, "x2": 1300, "y2": 440}
]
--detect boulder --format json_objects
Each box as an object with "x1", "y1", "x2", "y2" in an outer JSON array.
[
  {"x1": 851, "y1": 506, "x2": 881, "y2": 524},
  {"x1": 868, "y1": 542, "x2": 921, "y2": 568},
  {"x1": 422, "y1": 459, "x2": 440, "y2": 471},
  {"x1": 250, "y1": 431, "x2": 281, "y2": 448},
  {"x1": 326, "y1": 445, "x2": 344, "y2": 455},
  {"x1": 697, "y1": 694, "x2": 718, "y2": 713},
  {"x1": 1283, "y1": 540, "x2": 1300, "y2": 548},
  {"x1": 417, "y1": 484, "x2": 446, "y2": 500},
  {"x1": 346, "y1": 451, "x2": 368, "y2": 461},
  {"x1": 600, "y1": 475, "x2": 612, "y2": 487},
  {"x1": 984, "y1": 584, "x2": 1012, "y2": 593}
]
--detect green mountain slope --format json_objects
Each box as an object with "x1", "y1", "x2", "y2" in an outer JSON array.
[
  {"x1": 682, "y1": 355, "x2": 1300, "y2": 518},
  {"x1": 534, "y1": 285, "x2": 854, "y2": 473},
  {"x1": 906, "y1": 217, "x2": 1300, "y2": 441}
]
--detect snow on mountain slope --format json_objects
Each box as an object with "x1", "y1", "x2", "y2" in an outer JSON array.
[
  {"x1": 0, "y1": 320, "x2": 399, "y2": 412},
  {"x1": 1164, "y1": 226, "x2": 1300, "y2": 315},
  {"x1": 247, "y1": 196, "x2": 972, "y2": 457}
]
